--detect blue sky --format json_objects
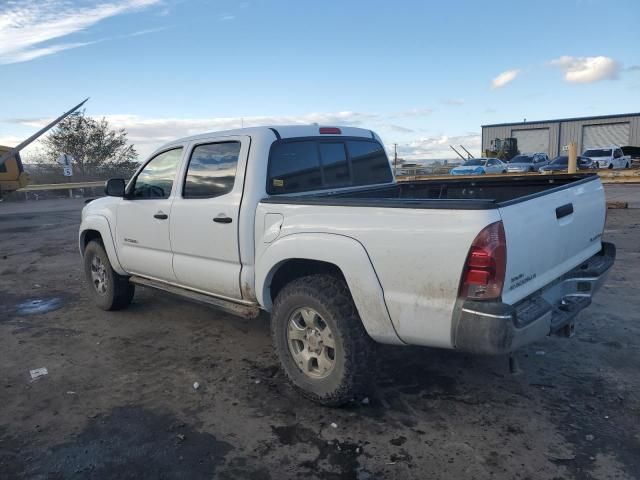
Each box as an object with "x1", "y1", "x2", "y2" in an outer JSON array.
[{"x1": 1, "y1": 0, "x2": 638, "y2": 160}]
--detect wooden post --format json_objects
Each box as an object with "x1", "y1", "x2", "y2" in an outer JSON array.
[{"x1": 568, "y1": 142, "x2": 577, "y2": 173}]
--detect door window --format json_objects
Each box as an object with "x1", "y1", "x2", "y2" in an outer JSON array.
[
  {"x1": 131, "y1": 148, "x2": 183, "y2": 199},
  {"x1": 183, "y1": 142, "x2": 241, "y2": 198}
]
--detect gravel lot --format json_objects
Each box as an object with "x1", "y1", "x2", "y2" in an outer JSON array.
[{"x1": 0, "y1": 194, "x2": 639, "y2": 480}]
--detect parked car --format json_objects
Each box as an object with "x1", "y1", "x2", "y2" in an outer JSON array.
[
  {"x1": 582, "y1": 146, "x2": 631, "y2": 169},
  {"x1": 539, "y1": 155, "x2": 596, "y2": 173},
  {"x1": 80, "y1": 125, "x2": 615, "y2": 405},
  {"x1": 449, "y1": 157, "x2": 507, "y2": 175},
  {"x1": 506, "y1": 153, "x2": 549, "y2": 173}
]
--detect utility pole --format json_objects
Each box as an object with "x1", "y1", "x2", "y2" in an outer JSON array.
[{"x1": 393, "y1": 143, "x2": 398, "y2": 173}]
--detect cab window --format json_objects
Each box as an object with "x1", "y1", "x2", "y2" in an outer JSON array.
[
  {"x1": 183, "y1": 142, "x2": 240, "y2": 198},
  {"x1": 131, "y1": 148, "x2": 183, "y2": 199},
  {"x1": 267, "y1": 138, "x2": 391, "y2": 194}
]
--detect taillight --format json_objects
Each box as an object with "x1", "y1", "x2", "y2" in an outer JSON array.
[
  {"x1": 459, "y1": 221, "x2": 506, "y2": 300},
  {"x1": 319, "y1": 127, "x2": 341, "y2": 134}
]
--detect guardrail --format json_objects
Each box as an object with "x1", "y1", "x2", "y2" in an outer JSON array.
[{"x1": 18, "y1": 181, "x2": 104, "y2": 192}]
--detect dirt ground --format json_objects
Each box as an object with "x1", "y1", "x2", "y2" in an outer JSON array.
[{"x1": 0, "y1": 195, "x2": 639, "y2": 480}]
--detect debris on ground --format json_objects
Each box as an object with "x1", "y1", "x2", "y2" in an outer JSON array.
[
  {"x1": 585, "y1": 434, "x2": 595, "y2": 441},
  {"x1": 361, "y1": 397, "x2": 370, "y2": 405},
  {"x1": 192, "y1": 382, "x2": 200, "y2": 390},
  {"x1": 330, "y1": 422, "x2": 338, "y2": 428},
  {"x1": 29, "y1": 368, "x2": 48, "y2": 380}
]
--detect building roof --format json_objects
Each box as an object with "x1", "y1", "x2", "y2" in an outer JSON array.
[{"x1": 482, "y1": 112, "x2": 640, "y2": 128}]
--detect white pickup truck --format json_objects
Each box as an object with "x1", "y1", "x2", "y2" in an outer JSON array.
[
  {"x1": 79, "y1": 125, "x2": 615, "y2": 405},
  {"x1": 582, "y1": 146, "x2": 631, "y2": 169}
]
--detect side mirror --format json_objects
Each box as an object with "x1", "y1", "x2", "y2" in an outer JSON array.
[{"x1": 105, "y1": 178, "x2": 126, "y2": 197}]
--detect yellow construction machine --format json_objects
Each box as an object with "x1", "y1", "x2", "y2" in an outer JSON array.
[
  {"x1": 485, "y1": 137, "x2": 519, "y2": 162},
  {"x1": 0, "y1": 145, "x2": 29, "y2": 195},
  {"x1": 0, "y1": 98, "x2": 88, "y2": 199}
]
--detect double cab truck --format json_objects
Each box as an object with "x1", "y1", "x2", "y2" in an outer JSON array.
[{"x1": 80, "y1": 125, "x2": 615, "y2": 405}]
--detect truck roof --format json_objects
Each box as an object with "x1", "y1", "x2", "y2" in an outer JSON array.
[{"x1": 163, "y1": 125, "x2": 378, "y2": 147}]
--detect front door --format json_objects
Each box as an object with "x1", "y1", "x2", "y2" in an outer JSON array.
[
  {"x1": 170, "y1": 137, "x2": 248, "y2": 299},
  {"x1": 116, "y1": 147, "x2": 183, "y2": 282}
]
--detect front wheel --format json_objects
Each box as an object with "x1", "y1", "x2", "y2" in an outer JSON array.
[
  {"x1": 502, "y1": 170, "x2": 507, "y2": 174},
  {"x1": 84, "y1": 240, "x2": 134, "y2": 311},
  {"x1": 271, "y1": 274, "x2": 373, "y2": 406},
  {"x1": 626, "y1": 162, "x2": 630, "y2": 169},
  {"x1": 608, "y1": 163, "x2": 613, "y2": 169}
]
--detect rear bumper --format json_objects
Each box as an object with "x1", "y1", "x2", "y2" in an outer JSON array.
[{"x1": 453, "y1": 242, "x2": 616, "y2": 355}]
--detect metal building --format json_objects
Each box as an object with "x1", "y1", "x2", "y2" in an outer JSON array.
[{"x1": 482, "y1": 112, "x2": 640, "y2": 158}]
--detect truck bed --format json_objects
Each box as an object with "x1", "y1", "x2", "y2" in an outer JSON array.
[
  {"x1": 257, "y1": 171, "x2": 606, "y2": 348},
  {"x1": 261, "y1": 173, "x2": 597, "y2": 209}
]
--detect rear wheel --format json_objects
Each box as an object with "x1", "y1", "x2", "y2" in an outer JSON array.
[
  {"x1": 271, "y1": 274, "x2": 373, "y2": 406},
  {"x1": 608, "y1": 163, "x2": 613, "y2": 169},
  {"x1": 626, "y1": 162, "x2": 630, "y2": 169},
  {"x1": 83, "y1": 240, "x2": 134, "y2": 311}
]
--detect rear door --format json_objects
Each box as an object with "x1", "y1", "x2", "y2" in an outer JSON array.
[
  {"x1": 499, "y1": 177, "x2": 606, "y2": 305},
  {"x1": 169, "y1": 136, "x2": 249, "y2": 299}
]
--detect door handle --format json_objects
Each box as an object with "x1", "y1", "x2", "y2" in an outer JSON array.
[
  {"x1": 213, "y1": 215, "x2": 232, "y2": 224},
  {"x1": 154, "y1": 212, "x2": 169, "y2": 220}
]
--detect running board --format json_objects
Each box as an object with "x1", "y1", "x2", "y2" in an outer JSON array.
[{"x1": 129, "y1": 276, "x2": 260, "y2": 319}]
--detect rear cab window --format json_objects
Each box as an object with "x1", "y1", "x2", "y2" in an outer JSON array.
[{"x1": 267, "y1": 137, "x2": 392, "y2": 194}]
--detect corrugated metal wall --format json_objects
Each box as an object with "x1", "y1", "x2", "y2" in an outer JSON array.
[{"x1": 482, "y1": 114, "x2": 640, "y2": 158}]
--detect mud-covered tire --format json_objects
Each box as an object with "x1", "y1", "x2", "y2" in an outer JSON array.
[
  {"x1": 83, "y1": 240, "x2": 134, "y2": 311},
  {"x1": 271, "y1": 274, "x2": 373, "y2": 406}
]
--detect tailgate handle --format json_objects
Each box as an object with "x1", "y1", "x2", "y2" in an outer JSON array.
[{"x1": 556, "y1": 203, "x2": 574, "y2": 219}]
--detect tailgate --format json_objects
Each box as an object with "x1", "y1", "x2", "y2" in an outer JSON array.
[{"x1": 499, "y1": 177, "x2": 606, "y2": 305}]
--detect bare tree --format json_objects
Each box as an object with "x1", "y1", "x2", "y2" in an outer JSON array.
[{"x1": 41, "y1": 110, "x2": 138, "y2": 178}]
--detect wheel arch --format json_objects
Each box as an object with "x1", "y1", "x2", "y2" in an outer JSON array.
[
  {"x1": 79, "y1": 215, "x2": 126, "y2": 275},
  {"x1": 256, "y1": 233, "x2": 403, "y2": 345}
]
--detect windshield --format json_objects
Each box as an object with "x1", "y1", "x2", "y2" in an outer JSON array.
[
  {"x1": 550, "y1": 156, "x2": 568, "y2": 165},
  {"x1": 462, "y1": 159, "x2": 484, "y2": 166},
  {"x1": 583, "y1": 149, "x2": 612, "y2": 157},
  {"x1": 509, "y1": 155, "x2": 533, "y2": 164}
]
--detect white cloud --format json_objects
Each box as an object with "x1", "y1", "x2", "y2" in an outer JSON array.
[
  {"x1": 491, "y1": 69, "x2": 519, "y2": 89},
  {"x1": 8, "y1": 110, "x2": 479, "y2": 161},
  {"x1": 442, "y1": 98, "x2": 464, "y2": 106},
  {"x1": 218, "y1": 14, "x2": 235, "y2": 21},
  {"x1": 12, "y1": 110, "x2": 380, "y2": 157},
  {"x1": 397, "y1": 133, "x2": 481, "y2": 160},
  {"x1": 0, "y1": 0, "x2": 161, "y2": 64},
  {"x1": 549, "y1": 55, "x2": 620, "y2": 83},
  {"x1": 381, "y1": 124, "x2": 415, "y2": 133},
  {"x1": 392, "y1": 107, "x2": 432, "y2": 118}
]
